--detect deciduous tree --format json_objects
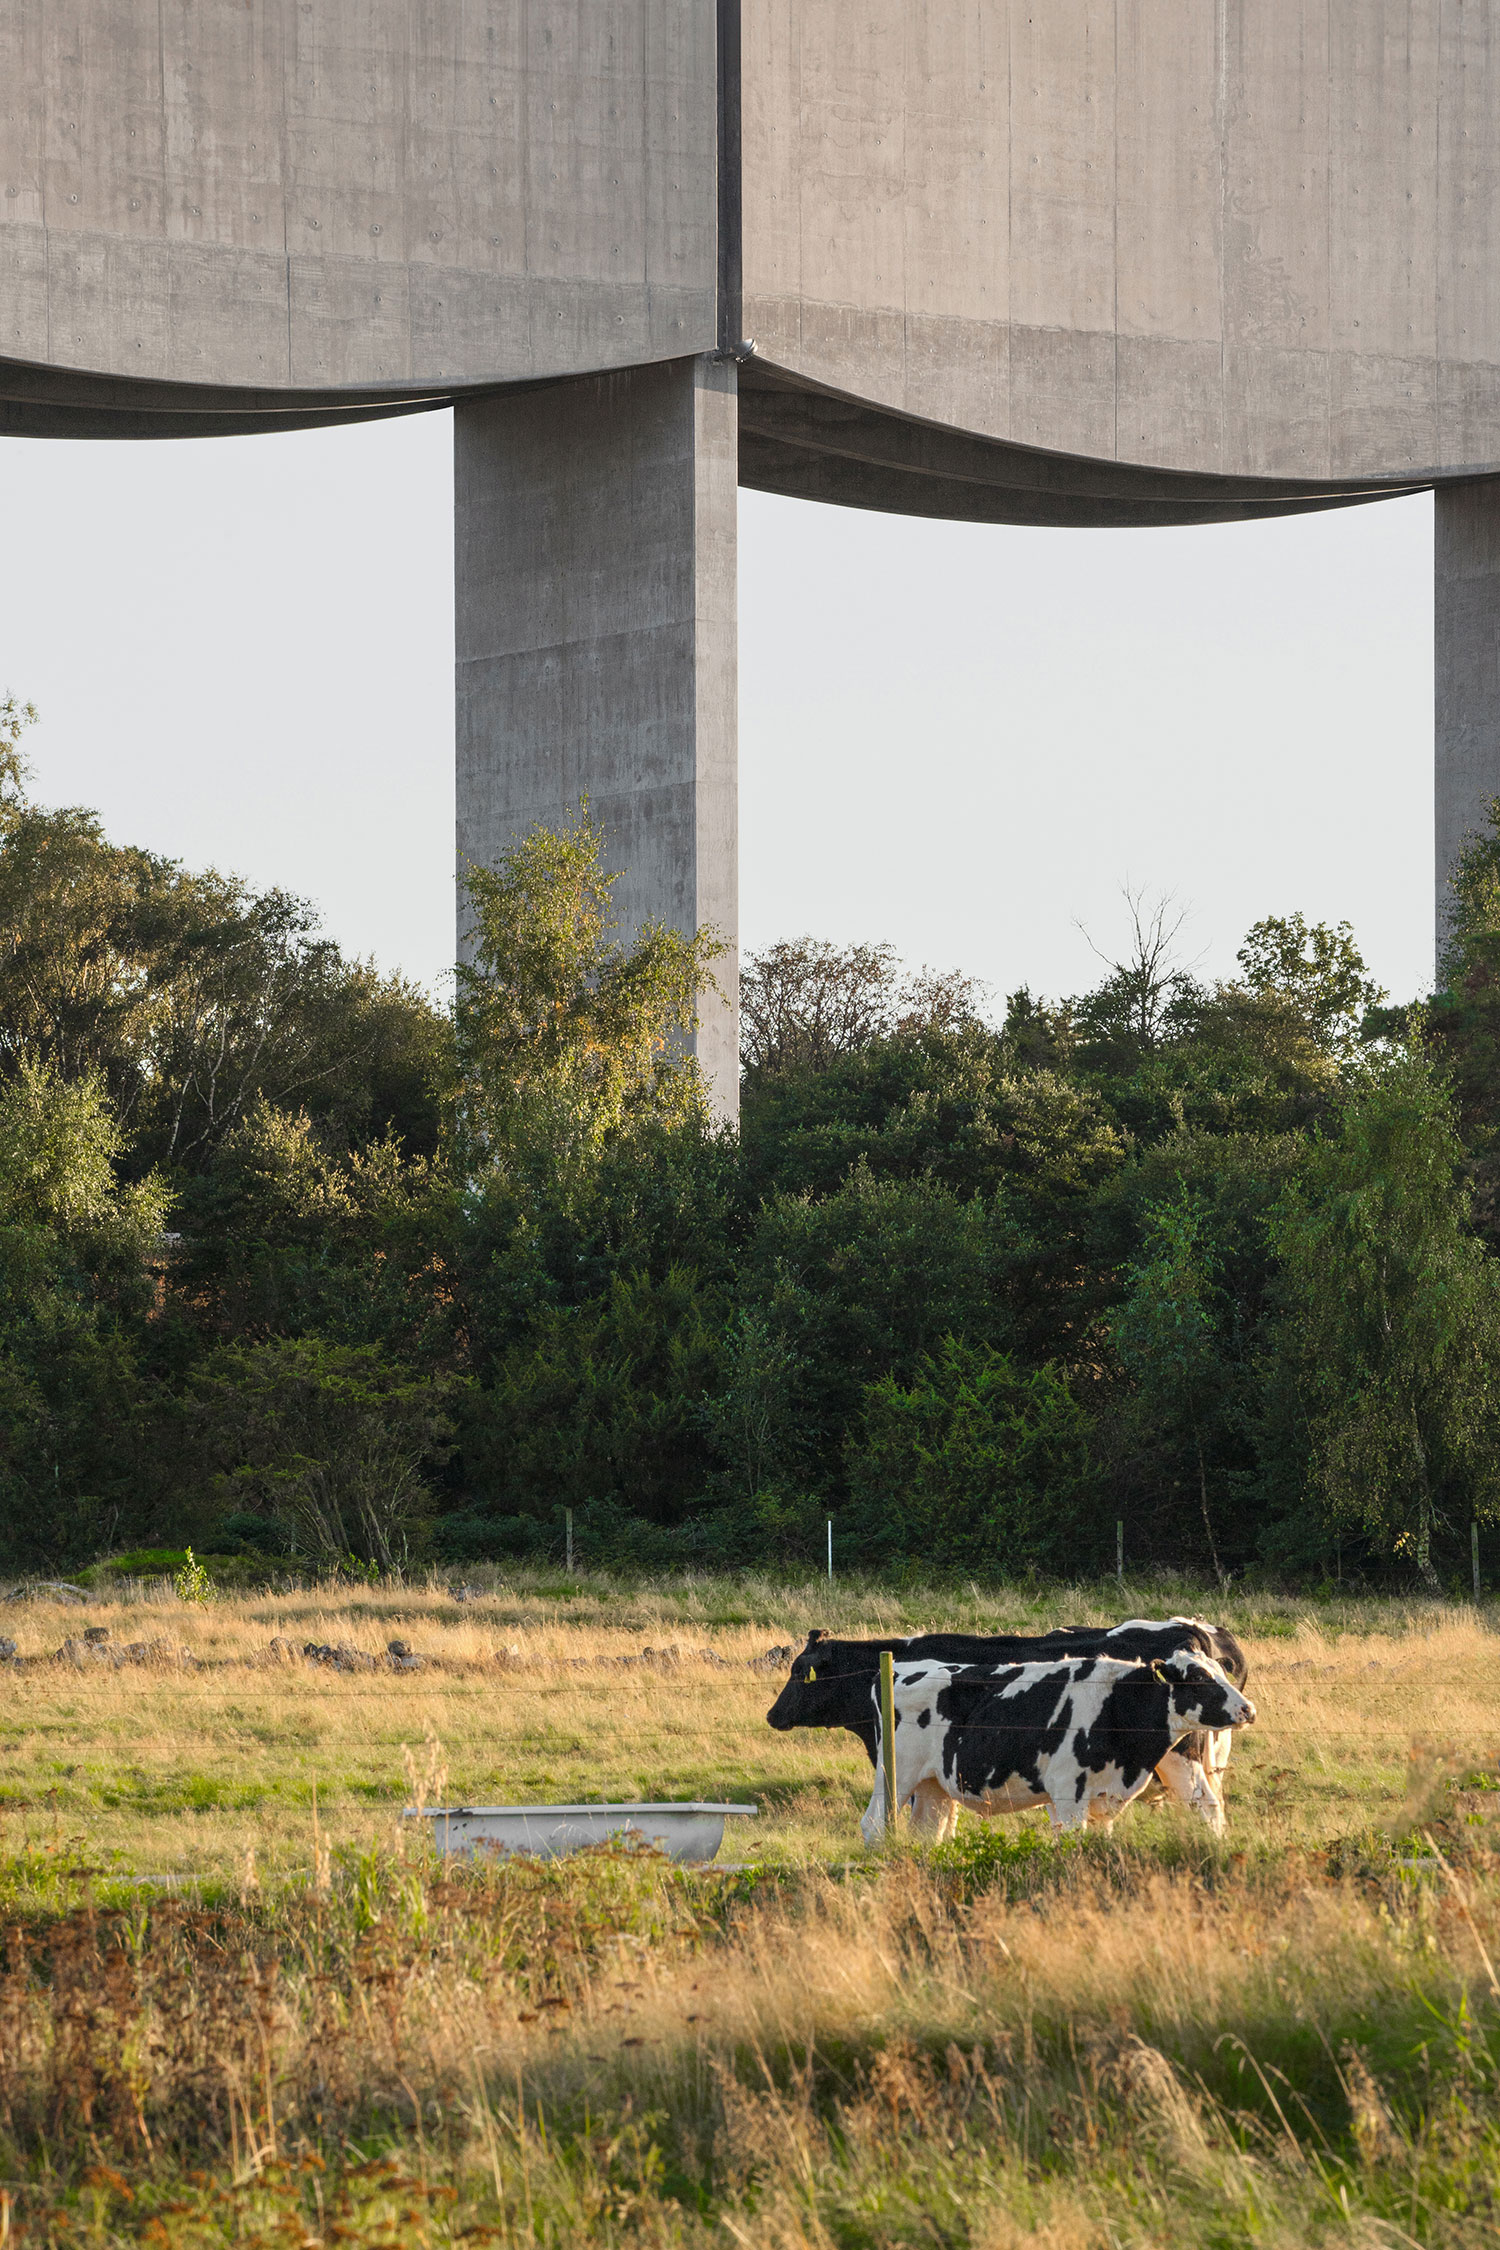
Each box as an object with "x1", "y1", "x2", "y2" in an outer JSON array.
[{"x1": 1268, "y1": 1047, "x2": 1500, "y2": 1583}]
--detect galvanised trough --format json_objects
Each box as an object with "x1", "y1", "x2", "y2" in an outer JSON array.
[{"x1": 408, "y1": 1802, "x2": 757, "y2": 1865}]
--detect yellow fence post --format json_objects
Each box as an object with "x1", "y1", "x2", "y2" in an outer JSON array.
[{"x1": 879, "y1": 1649, "x2": 898, "y2": 1835}]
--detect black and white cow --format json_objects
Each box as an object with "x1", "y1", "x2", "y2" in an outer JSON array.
[
  {"x1": 765, "y1": 1617, "x2": 1249, "y2": 1829},
  {"x1": 860, "y1": 1651, "x2": 1256, "y2": 1843}
]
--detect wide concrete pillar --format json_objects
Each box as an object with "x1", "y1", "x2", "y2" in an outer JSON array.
[
  {"x1": 455, "y1": 356, "x2": 739, "y2": 1120},
  {"x1": 1436, "y1": 478, "x2": 1500, "y2": 965}
]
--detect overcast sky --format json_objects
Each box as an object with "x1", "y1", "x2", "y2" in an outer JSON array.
[{"x1": 0, "y1": 408, "x2": 1434, "y2": 1014}]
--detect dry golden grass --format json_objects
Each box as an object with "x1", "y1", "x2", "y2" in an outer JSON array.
[
  {"x1": 3, "y1": 1817, "x2": 1498, "y2": 2244},
  {"x1": 1, "y1": 1573, "x2": 1496, "y2": 1882}
]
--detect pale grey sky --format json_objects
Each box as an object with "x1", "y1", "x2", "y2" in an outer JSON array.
[{"x1": 0, "y1": 409, "x2": 1435, "y2": 1013}]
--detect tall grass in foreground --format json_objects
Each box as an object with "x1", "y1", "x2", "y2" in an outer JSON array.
[{"x1": 1, "y1": 1793, "x2": 1497, "y2": 2246}]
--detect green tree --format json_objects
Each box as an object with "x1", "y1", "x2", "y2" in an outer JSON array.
[
  {"x1": 739, "y1": 937, "x2": 985, "y2": 1078},
  {"x1": 701, "y1": 1307, "x2": 804, "y2": 1506},
  {"x1": 1073, "y1": 890, "x2": 1205, "y2": 1073},
  {"x1": 1161, "y1": 914, "x2": 1386, "y2": 1121},
  {"x1": 741, "y1": 1023, "x2": 1126, "y2": 1212},
  {"x1": 456, "y1": 1266, "x2": 722, "y2": 1539},
  {"x1": 741, "y1": 1166, "x2": 1012, "y2": 1490},
  {"x1": 0, "y1": 690, "x2": 37, "y2": 817},
  {"x1": 1438, "y1": 794, "x2": 1500, "y2": 994},
  {"x1": 0, "y1": 797, "x2": 445, "y2": 1171},
  {"x1": 845, "y1": 1339, "x2": 1095, "y2": 1575},
  {"x1": 1267, "y1": 1047, "x2": 1500, "y2": 1583},
  {"x1": 1233, "y1": 913, "x2": 1385, "y2": 1058},
  {"x1": 1416, "y1": 799, "x2": 1500, "y2": 1246},
  {"x1": 191, "y1": 1338, "x2": 453, "y2": 1569},
  {"x1": 168, "y1": 1098, "x2": 455, "y2": 1370},
  {"x1": 1113, "y1": 1190, "x2": 1236, "y2": 1582},
  {"x1": 0, "y1": 1063, "x2": 170, "y2": 1568},
  {"x1": 456, "y1": 810, "x2": 724, "y2": 1187},
  {"x1": 0, "y1": 1058, "x2": 169, "y2": 1258}
]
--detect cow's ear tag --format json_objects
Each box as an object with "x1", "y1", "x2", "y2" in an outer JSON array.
[
  {"x1": 1151, "y1": 1660, "x2": 1167, "y2": 1682},
  {"x1": 806, "y1": 1666, "x2": 816, "y2": 1681}
]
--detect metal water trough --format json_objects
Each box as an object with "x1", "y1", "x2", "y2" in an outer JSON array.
[{"x1": 408, "y1": 1802, "x2": 757, "y2": 1865}]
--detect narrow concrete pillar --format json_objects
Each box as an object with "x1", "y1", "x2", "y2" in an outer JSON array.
[
  {"x1": 455, "y1": 356, "x2": 739, "y2": 1120},
  {"x1": 1436, "y1": 478, "x2": 1500, "y2": 965}
]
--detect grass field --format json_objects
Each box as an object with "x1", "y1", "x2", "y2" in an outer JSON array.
[{"x1": 1, "y1": 1569, "x2": 1497, "y2": 2243}]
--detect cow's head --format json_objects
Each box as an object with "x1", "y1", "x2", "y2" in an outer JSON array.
[
  {"x1": 1155, "y1": 1652, "x2": 1256, "y2": 1732},
  {"x1": 764, "y1": 1631, "x2": 859, "y2": 1731}
]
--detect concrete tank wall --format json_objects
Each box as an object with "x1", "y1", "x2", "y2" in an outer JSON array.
[
  {"x1": 8, "y1": 2, "x2": 1500, "y2": 1002},
  {"x1": 739, "y1": 0, "x2": 1500, "y2": 484},
  {"x1": 0, "y1": 1, "x2": 719, "y2": 396},
  {"x1": 11, "y1": 1, "x2": 1500, "y2": 488}
]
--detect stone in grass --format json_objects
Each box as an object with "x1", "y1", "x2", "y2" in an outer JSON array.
[
  {"x1": 55, "y1": 1636, "x2": 107, "y2": 1667},
  {"x1": 55, "y1": 1631, "x2": 191, "y2": 1668},
  {"x1": 0, "y1": 1638, "x2": 15, "y2": 1663},
  {"x1": 302, "y1": 1640, "x2": 379, "y2": 1673},
  {"x1": 118, "y1": 1636, "x2": 199, "y2": 1670},
  {"x1": 387, "y1": 1639, "x2": 425, "y2": 1672},
  {"x1": 748, "y1": 1645, "x2": 795, "y2": 1672}
]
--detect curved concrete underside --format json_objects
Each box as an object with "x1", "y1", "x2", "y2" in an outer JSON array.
[
  {"x1": 734, "y1": 369, "x2": 1435, "y2": 529},
  {"x1": 0, "y1": 350, "x2": 1443, "y2": 529}
]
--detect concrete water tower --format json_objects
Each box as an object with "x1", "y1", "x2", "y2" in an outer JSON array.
[{"x1": 4, "y1": 4, "x2": 1500, "y2": 1114}]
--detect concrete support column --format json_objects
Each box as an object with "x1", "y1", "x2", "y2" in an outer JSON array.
[
  {"x1": 455, "y1": 355, "x2": 739, "y2": 1120},
  {"x1": 1436, "y1": 478, "x2": 1500, "y2": 963}
]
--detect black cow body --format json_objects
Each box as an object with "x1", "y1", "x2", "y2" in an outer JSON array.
[
  {"x1": 765, "y1": 1617, "x2": 1250, "y2": 1834},
  {"x1": 861, "y1": 1651, "x2": 1257, "y2": 1841},
  {"x1": 766, "y1": 1618, "x2": 1248, "y2": 1762}
]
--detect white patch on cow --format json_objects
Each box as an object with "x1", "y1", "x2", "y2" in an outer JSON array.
[{"x1": 860, "y1": 1653, "x2": 1255, "y2": 1846}]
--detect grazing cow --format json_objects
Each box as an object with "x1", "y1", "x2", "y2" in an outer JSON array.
[
  {"x1": 860, "y1": 1652, "x2": 1256, "y2": 1843},
  {"x1": 765, "y1": 1617, "x2": 1249, "y2": 1829}
]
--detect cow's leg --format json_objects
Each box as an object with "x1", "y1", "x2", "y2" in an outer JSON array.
[
  {"x1": 1207, "y1": 1728, "x2": 1234, "y2": 1804},
  {"x1": 861, "y1": 1746, "x2": 928, "y2": 1843},
  {"x1": 1045, "y1": 1796, "x2": 1092, "y2": 1834},
  {"x1": 861, "y1": 1775, "x2": 936, "y2": 1844},
  {"x1": 1155, "y1": 1749, "x2": 1225, "y2": 1836},
  {"x1": 859, "y1": 1764, "x2": 887, "y2": 1845}
]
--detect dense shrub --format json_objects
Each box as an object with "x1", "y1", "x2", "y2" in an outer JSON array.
[{"x1": 844, "y1": 1339, "x2": 1099, "y2": 1574}]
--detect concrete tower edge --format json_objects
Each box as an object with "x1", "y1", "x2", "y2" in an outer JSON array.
[{"x1": 454, "y1": 356, "x2": 741, "y2": 1124}]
